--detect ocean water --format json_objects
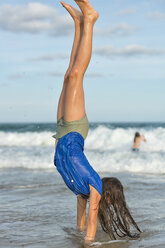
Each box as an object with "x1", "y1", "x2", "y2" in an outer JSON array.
[{"x1": 0, "y1": 122, "x2": 165, "y2": 248}]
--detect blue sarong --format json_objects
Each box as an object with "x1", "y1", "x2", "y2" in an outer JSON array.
[{"x1": 54, "y1": 132, "x2": 102, "y2": 198}]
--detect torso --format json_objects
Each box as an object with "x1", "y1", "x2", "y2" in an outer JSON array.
[{"x1": 133, "y1": 137, "x2": 141, "y2": 149}]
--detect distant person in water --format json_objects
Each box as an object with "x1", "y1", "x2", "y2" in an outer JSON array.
[{"x1": 132, "y1": 132, "x2": 147, "y2": 151}]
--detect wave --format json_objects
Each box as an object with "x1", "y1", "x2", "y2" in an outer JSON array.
[
  {"x1": 86, "y1": 125, "x2": 165, "y2": 152},
  {"x1": 0, "y1": 125, "x2": 165, "y2": 151},
  {"x1": 0, "y1": 125, "x2": 165, "y2": 174},
  {"x1": 0, "y1": 131, "x2": 54, "y2": 146}
]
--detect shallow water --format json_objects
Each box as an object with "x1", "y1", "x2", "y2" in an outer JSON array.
[
  {"x1": 0, "y1": 122, "x2": 165, "y2": 247},
  {"x1": 0, "y1": 168, "x2": 165, "y2": 248}
]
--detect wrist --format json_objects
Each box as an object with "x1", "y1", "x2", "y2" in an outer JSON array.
[{"x1": 84, "y1": 236, "x2": 94, "y2": 243}]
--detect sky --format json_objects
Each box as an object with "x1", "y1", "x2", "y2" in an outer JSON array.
[{"x1": 0, "y1": 0, "x2": 165, "y2": 122}]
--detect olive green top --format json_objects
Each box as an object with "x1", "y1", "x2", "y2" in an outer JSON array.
[{"x1": 53, "y1": 115, "x2": 89, "y2": 140}]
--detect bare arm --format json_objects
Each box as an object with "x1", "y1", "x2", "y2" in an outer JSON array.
[
  {"x1": 85, "y1": 185, "x2": 101, "y2": 244},
  {"x1": 141, "y1": 135, "x2": 147, "y2": 142}
]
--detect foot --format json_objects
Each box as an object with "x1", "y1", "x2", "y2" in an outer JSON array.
[
  {"x1": 61, "y1": 1, "x2": 83, "y2": 24},
  {"x1": 74, "y1": 0, "x2": 99, "y2": 23}
]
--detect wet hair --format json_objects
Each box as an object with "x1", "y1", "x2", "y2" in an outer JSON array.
[
  {"x1": 134, "y1": 132, "x2": 141, "y2": 142},
  {"x1": 98, "y1": 177, "x2": 141, "y2": 240}
]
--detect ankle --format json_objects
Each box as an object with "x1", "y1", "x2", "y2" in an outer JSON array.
[
  {"x1": 77, "y1": 225, "x2": 86, "y2": 231},
  {"x1": 83, "y1": 15, "x2": 98, "y2": 25},
  {"x1": 75, "y1": 19, "x2": 84, "y2": 27}
]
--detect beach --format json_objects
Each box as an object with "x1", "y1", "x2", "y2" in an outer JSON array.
[{"x1": 0, "y1": 122, "x2": 165, "y2": 248}]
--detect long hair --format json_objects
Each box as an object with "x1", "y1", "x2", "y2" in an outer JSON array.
[
  {"x1": 134, "y1": 132, "x2": 140, "y2": 142},
  {"x1": 98, "y1": 177, "x2": 141, "y2": 240}
]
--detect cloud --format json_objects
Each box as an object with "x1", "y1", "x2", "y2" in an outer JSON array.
[
  {"x1": 8, "y1": 73, "x2": 26, "y2": 80},
  {"x1": 7, "y1": 70, "x2": 105, "y2": 81},
  {"x1": 0, "y1": 83, "x2": 9, "y2": 87},
  {"x1": 0, "y1": 3, "x2": 138, "y2": 38},
  {"x1": 0, "y1": 2, "x2": 73, "y2": 36},
  {"x1": 85, "y1": 72, "x2": 105, "y2": 78},
  {"x1": 48, "y1": 72, "x2": 105, "y2": 78},
  {"x1": 95, "y1": 23, "x2": 138, "y2": 37},
  {"x1": 148, "y1": 11, "x2": 165, "y2": 20},
  {"x1": 94, "y1": 45, "x2": 165, "y2": 58},
  {"x1": 116, "y1": 8, "x2": 137, "y2": 16},
  {"x1": 28, "y1": 53, "x2": 68, "y2": 62},
  {"x1": 47, "y1": 72, "x2": 64, "y2": 77}
]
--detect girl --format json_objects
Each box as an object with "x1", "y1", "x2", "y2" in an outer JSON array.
[
  {"x1": 54, "y1": 0, "x2": 141, "y2": 244},
  {"x1": 133, "y1": 132, "x2": 147, "y2": 151}
]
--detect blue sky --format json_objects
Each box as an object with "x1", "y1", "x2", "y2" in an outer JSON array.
[{"x1": 0, "y1": 0, "x2": 165, "y2": 122}]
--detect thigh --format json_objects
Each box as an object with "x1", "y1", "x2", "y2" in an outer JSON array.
[{"x1": 64, "y1": 77, "x2": 86, "y2": 122}]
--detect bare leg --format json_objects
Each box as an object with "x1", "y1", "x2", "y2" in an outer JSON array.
[
  {"x1": 64, "y1": 0, "x2": 99, "y2": 121},
  {"x1": 58, "y1": 0, "x2": 101, "y2": 242},
  {"x1": 57, "y1": 2, "x2": 84, "y2": 120},
  {"x1": 77, "y1": 196, "x2": 87, "y2": 231}
]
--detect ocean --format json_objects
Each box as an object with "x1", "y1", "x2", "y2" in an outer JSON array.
[{"x1": 0, "y1": 122, "x2": 165, "y2": 248}]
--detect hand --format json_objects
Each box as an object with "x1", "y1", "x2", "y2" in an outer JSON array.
[{"x1": 83, "y1": 239, "x2": 93, "y2": 248}]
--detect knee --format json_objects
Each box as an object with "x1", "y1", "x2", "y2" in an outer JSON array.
[
  {"x1": 64, "y1": 73, "x2": 69, "y2": 82},
  {"x1": 68, "y1": 68, "x2": 80, "y2": 81}
]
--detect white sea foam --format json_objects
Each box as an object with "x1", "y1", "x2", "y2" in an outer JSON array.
[
  {"x1": 0, "y1": 126, "x2": 165, "y2": 173},
  {"x1": 0, "y1": 131, "x2": 54, "y2": 146},
  {"x1": 86, "y1": 125, "x2": 165, "y2": 152},
  {"x1": 85, "y1": 126, "x2": 165, "y2": 174},
  {"x1": 90, "y1": 240, "x2": 126, "y2": 246}
]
